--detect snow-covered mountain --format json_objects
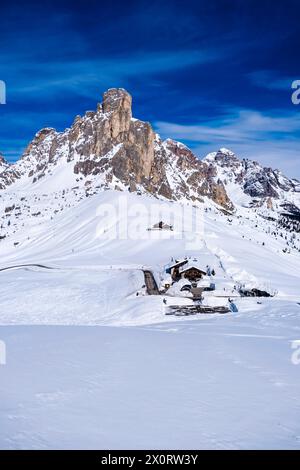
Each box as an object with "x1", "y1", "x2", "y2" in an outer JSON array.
[
  {"x1": 204, "y1": 147, "x2": 300, "y2": 212},
  {"x1": 0, "y1": 88, "x2": 232, "y2": 210},
  {"x1": 0, "y1": 87, "x2": 299, "y2": 266},
  {"x1": 0, "y1": 152, "x2": 8, "y2": 175},
  {"x1": 2, "y1": 88, "x2": 300, "y2": 226},
  {"x1": 1, "y1": 90, "x2": 300, "y2": 450}
]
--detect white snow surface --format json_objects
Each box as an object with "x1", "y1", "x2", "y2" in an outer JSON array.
[{"x1": 0, "y1": 188, "x2": 300, "y2": 449}]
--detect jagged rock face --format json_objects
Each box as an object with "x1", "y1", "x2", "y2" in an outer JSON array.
[
  {"x1": 0, "y1": 153, "x2": 17, "y2": 189},
  {"x1": 204, "y1": 148, "x2": 300, "y2": 204},
  {"x1": 102, "y1": 88, "x2": 132, "y2": 138},
  {"x1": 266, "y1": 197, "x2": 273, "y2": 210},
  {"x1": 0, "y1": 88, "x2": 233, "y2": 210},
  {"x1": 71, "y1": 89, "x2": 155, "y2": 185},
  {"x1": 158, "y1": 139, "x2": 233, "y2": 210},
  {"x1": 280, "y1": 202, "x2": 300, "y2": 218},
  {"x1": 0, "y1": 153, "x2": 6, "y2": 166},
  {"x1": 73, "y1": 92, "x2": 155, "y2": 185},
  {"x1": 0, "y1": 152, "x2": 9, "y2": 172},
  {"x1": 214, "y1": 149, "x2": 241, "y2": 170},
  {"x1": 243, "y1": 165, "x2": 279, "y2": 198},
  {"x1": 2, "y1": 89, "x2": 300, "y2": 214}
]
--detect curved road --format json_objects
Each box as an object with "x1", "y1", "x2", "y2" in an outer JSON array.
[
  {"x1": 0, "y1": 263, "x2": 161, "y2": 298},
  {"x1": 0, "y1": 264, "x2": 55, "y2": 272}
]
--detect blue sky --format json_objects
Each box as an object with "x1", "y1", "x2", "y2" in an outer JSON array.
[{"x1": 0, "y1": 0, "x2": 299, "y2": 177}]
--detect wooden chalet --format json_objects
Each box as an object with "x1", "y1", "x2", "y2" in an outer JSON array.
[
  {"x1": 179, "y1": 263, "x2": 207, "y2": 281},
  {"x1": 166, "y1": 259, "x2": 188, "y2": 281}
]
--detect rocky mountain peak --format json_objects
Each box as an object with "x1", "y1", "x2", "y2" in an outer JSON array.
[
  {"x1": 102, "y1": 88, "x2": 133, "y2": 139},
  {"x1": 0, "y1": 88, "x2": 236, "y2": 211},
  {"x1": 163, "y1": 138, "x2": 198, "y2": 168},
  {"x1": 0, "y1": 153, "x2": 9, "y2": 180},
  {"x1": 205, "y1": 146, "x2": 300, "y2": 207},
  {"x1": 102, "y1": 88, "x2": 132, "y2": 115},
  {"x1": 0, "y1": 152, "x2": 7, "y2": 166},
  {"x1": 213, "y1": 148, "x2": 240, "y2": 168},
  {"x1": 216, "y1": 148, "x2": 236, "y2": 158}
]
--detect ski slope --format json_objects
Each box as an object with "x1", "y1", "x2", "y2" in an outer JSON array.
[
  {"x1": 1, "y1": 189, "x2": 300, "y2": 449},
  {"x1": 1, "y1": 318, "x2": 300, "y2": 449},
  {"x1": 0, "y1": 189, "x2": 299, "y2": 324}
]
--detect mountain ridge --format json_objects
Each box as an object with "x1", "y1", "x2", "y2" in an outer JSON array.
[
  {"x1": 0, "y1": 89, "x2": 232, "y2": 210},
  {"x1": 1, "y1": 88, "x2": 299, "y2": 218}
]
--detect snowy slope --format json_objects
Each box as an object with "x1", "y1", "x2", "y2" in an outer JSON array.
[
  {"x1": 0, "y1": 190, "x2": 300, "y2": 325},
  {"x1": 1, "y1": 187, "x2": 299, "y2": 450},
  {"x1": 1, "y1": 89, "x2": 300, "y2": 450},
  {"x1": 1, "y1": 319, "x2": 300, "y2": 450}
]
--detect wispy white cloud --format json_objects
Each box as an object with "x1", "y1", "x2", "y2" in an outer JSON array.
[
  {"x1": 155, "y1": 109, "x2": 300, "y2": 178},
  {"x1": 248, "y1": 70, "x2": 294, "y2": 91},
  {"x1": 5, "y1": 49, "x2": 224, "y2": 99}
]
